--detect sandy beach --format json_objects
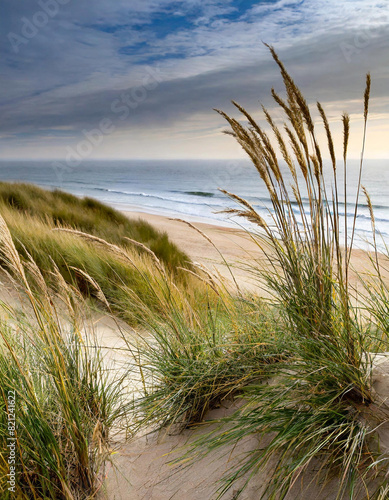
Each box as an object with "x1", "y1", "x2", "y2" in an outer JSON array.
[
  {"x1": 123, "y1": 210, "x2": 270, "y2": 292},
  {"x1": 123, "y1": 210, "x2": 387, "y2": 295}
]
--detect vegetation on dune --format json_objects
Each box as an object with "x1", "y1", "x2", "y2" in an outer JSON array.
[
  {"x1": 0, "y1": 183, "x2": 193, "y2": 324},
  {"x1": 0, "y1": 217, "x2": 130, "y2": 499},
  {"x1": 0, "y1": 182, "x2": 190, "y2": 271},
  {"x1": 0, "y1": 211, "x2": 279, "y2": 498},
  {"x1": 129, "y1": 277, "x2": 285, "y2": 430},
  {"x1": 185, "y1": 46, "x2": 389, "y2": 498},
  {"x1": 54, "y1": 221, "x2": 285, "y2": 430}
]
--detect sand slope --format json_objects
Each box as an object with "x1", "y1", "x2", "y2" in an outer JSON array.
[{"x1": 99, "y1": 355, "x2": 389, "y2": 500}]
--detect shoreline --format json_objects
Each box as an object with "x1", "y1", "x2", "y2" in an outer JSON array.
[
  {"x1": 111, "y1": 201, "x2": 241, "y2": 229},
  {"x1": 122, "y1": 209, "x2": 267, "y2": 291},
  {"x1": 122, "y1": 209, "x2": 389, "y2": 294}
]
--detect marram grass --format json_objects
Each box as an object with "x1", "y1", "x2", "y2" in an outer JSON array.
[
  {"x1": 129, "y1": 287, "x2": 286, "y2": 430},
  {"x1": 0, "y1": 215, "x2": 131, "y2": 499},
  {"x1": 184, "y1": 46, "x2": 389, "y2": 498},
  {"x1": 0, "y1": 182, "x2": 195, "y2": 326},
  {"x1": 0, "y1": 202, "x2": 197, "y2": 326},
  {"x1": 0, "y1": 181, "x2": 189, "y2": 271},
  {"x1": 59, "y1": 223, "x2": 286, "y2": 430}
]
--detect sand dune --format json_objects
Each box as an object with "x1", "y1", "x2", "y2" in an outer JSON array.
[{"x1": 2, "y1": 210, "x2": 388, "y2": 500}]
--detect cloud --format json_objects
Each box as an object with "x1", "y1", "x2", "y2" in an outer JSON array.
[{"x1": 1, "y1": 0, "x2": 388, "y2": 158}]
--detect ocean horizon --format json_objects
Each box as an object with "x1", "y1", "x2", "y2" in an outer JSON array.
[{"x1": 0, "y1": 158, "x2": 388, "y2": 250}]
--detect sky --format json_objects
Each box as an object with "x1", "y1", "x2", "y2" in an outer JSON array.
[{"x1": 1, "y1": 0, "x2": 388, "y2": 160}]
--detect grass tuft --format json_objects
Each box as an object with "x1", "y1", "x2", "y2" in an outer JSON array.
[
  {"x1": 0, "y1": 215, "x2": 131, "y2": 499},
  {"x1": 0, "y1": 182, "x2": 189, "y2": 271},
  {"x1": 186, "y1": 46, "x2": 389, "y2": 498},
  {"x1": 0, "y1": 184, "x2": 195, "y2": 325}
]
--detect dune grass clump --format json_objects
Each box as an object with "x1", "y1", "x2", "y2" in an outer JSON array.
[
  {"x1": 0, "y1": 215, "x2": 131, "y2": 499},
  {"x1": 0, "y1": 182, "x2": 193, "y2": 325},
  {"x1": 62, "y1": 223, "x2": 285, "y2": 430},
  {"x1": 186, "y1": 46, "x2": 389, "y2": 498},
  {"x1": 131, "y1": 285, "x2": 284, "y2": 430},
  {"x1": 0, "y1": 203, "x2": 194, "y2": 326},
  {"x1": 0, "y1": 182, "x2": 190, "y2": 272}
]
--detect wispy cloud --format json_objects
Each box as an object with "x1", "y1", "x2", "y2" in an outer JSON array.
[{"x1": 1, "y1": 0, "x2": 388, "y2": 159}]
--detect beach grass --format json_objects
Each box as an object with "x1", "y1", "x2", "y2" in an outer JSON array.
[
  {"x1": 0, "y1": 182, "x2": 190, "y2": 272},
  {"x1": 0, "y1": 215, "x2": 131, "y2": 499},
  {"x1": 0, "y1": 189, "x2": 197, "y2": 325},
  {"x1": 129, "y1": 282, "x2": 285, "y2": 430},
  {"x1": 174, "y1": 46, "x2": 389, "y2": 498},
  {"x1": 53, "y1": 222, "x2": 285, "y2": 431}
]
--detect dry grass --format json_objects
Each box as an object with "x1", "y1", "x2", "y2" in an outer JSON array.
[
  {"x1": 0, "y1": 215, "x2": 131, "y2": 499},
  {"x1": 185, "y1": 46, "x2": 389, "y2": 499},
  {"x1": 0, "y1": 182, "x2": 190, "y2": 271},
  {"x1": 0, "y1": 204, "x2": 198, "y2": 326}
]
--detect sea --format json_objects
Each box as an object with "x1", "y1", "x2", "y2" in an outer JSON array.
[{"x1": 0, "y1": 158, "x2": 388, "y2": 250}]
